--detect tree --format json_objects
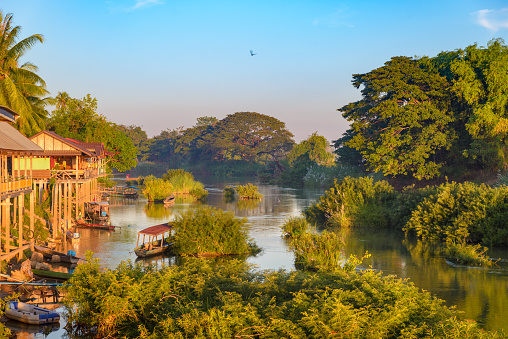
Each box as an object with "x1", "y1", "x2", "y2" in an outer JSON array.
[
  {"x1": 210, "y1": 112, "x2": 295, "y2": 165},
  {"x1": 339, "y1": 56, "x2": 453, "y2": 180},
  {"x1": 287, "y1": 132, "x2": 335, "y2": 167},
  {"x1": 47, "y1": 94, "x2": 137, "y2": 172},
  {"x1": 119, "y1": 125, "x2": 152, "y2": 162},
  {"x1": 0, "y1": 11, "x2": 49, "y2": 135}
]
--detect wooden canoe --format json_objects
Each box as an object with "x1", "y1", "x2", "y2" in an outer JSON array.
[
  {"x1": 34, "y1": 245, "x2": 80, "y2": 264},
  {"x1": 5, "y1": 301, "x2": 60, "y2": 325},
  {"x1": 32, "y1": 269, "x2": 73, "y2": 280},
  {"x1": 76, "y1": 221, "x2": 115, "y2": 230}
]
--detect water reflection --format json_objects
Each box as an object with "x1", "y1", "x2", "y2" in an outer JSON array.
[{"x1": 143, "y1": 203, "x2": 173, "y2": 219}]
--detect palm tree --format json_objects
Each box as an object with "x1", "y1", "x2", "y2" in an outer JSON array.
[{"x1": 0, "y1": 11, "x2": 48, "y2": 135}]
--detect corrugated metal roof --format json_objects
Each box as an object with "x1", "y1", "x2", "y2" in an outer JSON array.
[
  {"x1": 138, "y1": 223, "x2": 173, "y2": 236},
  {"x1": 0, "y1": 122, "x2": 44, "y2": 152}
]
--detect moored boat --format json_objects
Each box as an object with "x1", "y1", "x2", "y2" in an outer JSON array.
[
  {"x1": 5, "y1": 301, "x2": 60, "y2": 325},
  {"x1": 76, "y1": 220, "x2": 115, "y2": 230},
  {"x1": 34, "y1": 245, "x2": 81, "y2": 264},
  {"x1": 134, "y1": 223, "x2": 173, "y2": 258},
  {"x1": 32, "y1": 269, "x2": 73, "y2": 280},
  {"x1": 84, "y1": 201, "x2": 111, "y2": 225}
]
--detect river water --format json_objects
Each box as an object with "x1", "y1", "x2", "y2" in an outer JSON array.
[{"x1": 12, "y1": 176, "x2": 508, "y2": 337}]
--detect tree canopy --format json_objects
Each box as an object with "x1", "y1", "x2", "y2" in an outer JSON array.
[
  {"x1": 0, "y1": 11, "x2": 49, "y2": 136},
  {"x1": 338, "y1": 38, "x2": 508, "y2": 180},
  {"x1": 47, "y1": 94, "x2": 137, "y2": 172}
]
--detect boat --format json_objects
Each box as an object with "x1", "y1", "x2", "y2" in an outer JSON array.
[
  {"x1": 5, "y1": 301, "x2": 60, "y2": 325},
  {"x1": 66, "y1": 230, "x2": 80, "y2": 245},
  {"x1": 84, "y1": 201, "x2": 111, "y2": 225},
  {"x1": 34, "y1": 245, "x2": 81, "y2": 264},
  {"x1": 76, "y1": 220, "x2": 116, "y2": 230},
  {"x1": 163, "y1": 195, "x2": 176, "y2": 205},
  {"x1": 32, "y1": 269, "x2": 73, "y2": 280},
  {"x1": 134, "y1": 223, "x2": 173, "y2": 258}
]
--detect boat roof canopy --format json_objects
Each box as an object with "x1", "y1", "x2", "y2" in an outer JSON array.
[{"x1": 138, "y1": 223, "x2": 172, "y2": 236}]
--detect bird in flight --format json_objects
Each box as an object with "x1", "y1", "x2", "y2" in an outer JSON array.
[{"x1": 250, "y1": 50, "x2": 257, "y2": 56}]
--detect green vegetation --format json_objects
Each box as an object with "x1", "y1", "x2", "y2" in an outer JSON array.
[
  {"x1": 48, "y1": 93, "x2": 137, "y2": 172},
  {"x1": 171, "y1": 206, "x2": 258, "y2": 256},
  {"x1": 339, "y1": 38, "x2": 508, "y2": 181},
  {"x1": 162, "y1": 169, "x2": 208, "y2": 199},
  {"x1": 223, "y1": 186, "x2": 236, "y2": 199},
  {"x1": 445, "y1": 242, "x2": 494, "y2": 267},
  {"x1": 0, "y1": 11, "x2": 48, "y2": 136},
  {"x1": 291, "y1": 230, "x2": 346, "y2": 272},
  {"x1": 304, "y1": 177, "x2": 505, "y2": 266},
  {"x1": 281, "y1": 216, "x2": 310, "y2": 238},
  {"x1": 235, "y1": 183, "x2": 262, "y2": 200},
  {"x1": 142, "y1": 175, "x2": 173, "y2": 201},
  {"x1": 62, "y1": 255, "x2": 504, "y2": 338}
]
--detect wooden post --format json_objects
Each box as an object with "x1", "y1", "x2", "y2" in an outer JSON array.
[
  {"x1": 30, "y1": 190, "x2": 34, "y2": 251},
  {"x1": 4, "y1": 198, "x2": 10, "y2": 255},
  {"x1": 18, "y1": 194, "x2": 24, "y2": 260}
]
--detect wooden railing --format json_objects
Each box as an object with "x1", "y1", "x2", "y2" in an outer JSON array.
[{"x1": 0, "y1": 177, "x2": 32, "y2": 195}]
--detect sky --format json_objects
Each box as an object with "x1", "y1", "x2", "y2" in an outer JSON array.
[{"x1": 3, "y1": 0, "x2": 508, "y2": 142}]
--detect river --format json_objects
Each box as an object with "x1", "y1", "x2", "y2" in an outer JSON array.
[{"x1": 11, "y1": 176, "x2": 508, "y2": 337}]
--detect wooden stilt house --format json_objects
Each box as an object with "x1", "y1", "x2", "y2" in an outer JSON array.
[{"x1": 0, "y1": 106, "x2": 43, "y2": 265}]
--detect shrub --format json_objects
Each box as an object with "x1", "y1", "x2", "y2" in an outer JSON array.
[
  {"x1": 236, "y1": 183, "x2": 262, "y2": 200},
  {"x1": 223, "y1": 186, "x2": 236, "y2": 199},
  {"x1": 291, "y1": 230, "x2": 345, "y2": 272},
  {"x1": 304, "y1": 176, "x2": 395, "y2": 228},
  {"x1": 162, "y1": 169, "x2": 208, "y2": 200},
  {"x1": 142, "y1": 175, "x2": 173, "y2": 201},
  {"x1": 62, "y1": 256, "x2": 503, "y2": 339},
  {"x1": 445, "y1": 242, "x2": 494, "y2": 266},
  {"x1": 172, "y1": 206, "x2": 256, "y2": 256},
  {"x1": 281, "y1": 216, "x2": 310, "y2": 238}
]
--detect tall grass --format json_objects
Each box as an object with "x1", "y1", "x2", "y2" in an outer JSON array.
[
  {"x1": 445, "y1": 242, "x2": 494, "y2": 266},
  {"x1": 141, "y1": 175, "x2": 173, "y2": 201},
  {"x1": 172, "y1": 206, "x2": 257, "y2": 256},
  {"x1": 291, "y1": 230, "x2": 345, "y2": 272},
  {"x1": 235, "y1": 183, "x2": 262, "y2": 200},
  {"x1": 162, "y1": 169, "x2": 208, "y2": 199},
  {"x1": 281, "y1": 216, "x2": 310, "y2": 238}
]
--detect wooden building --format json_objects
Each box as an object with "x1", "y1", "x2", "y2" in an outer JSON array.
[
  {"x1": 28, "y1": 131, "x2": 108, "y2": 236},
  {"x1": 0, "y1": 106, "x2": 43, "y2": 264}
]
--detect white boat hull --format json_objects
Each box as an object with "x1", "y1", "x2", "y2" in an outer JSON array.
[{"x1": 5, "y1": 301, "x2": 60, "y2": 325}]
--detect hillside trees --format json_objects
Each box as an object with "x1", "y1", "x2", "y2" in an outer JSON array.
[
  {"x1": 47, "y1": 94, "x2": 137, "y2": 172},
  {"x1": 338, "y1": 38, "x2": 508, "y2": 180}
]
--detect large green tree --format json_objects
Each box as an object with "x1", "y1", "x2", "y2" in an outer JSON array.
[
  {"x1": 47, "y1": 94, "x2": 137, "y2": 172},
  {"x1": 339, "y1": 56, "x2": 453, "y2": 180},
  {"x1": 287, "y1": 132, "x2": 335, "y2": 167},
  {"x1": 0, "y1": 11, "x2": 49, "y2": 135}
]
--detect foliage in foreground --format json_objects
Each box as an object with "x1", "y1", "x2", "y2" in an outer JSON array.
[
  {"x1": 171, "y1": 206, "x2": 257, "y2": 256},
  {"x1": 62, "y1": 256, "x2": 504, "y2": 339}
]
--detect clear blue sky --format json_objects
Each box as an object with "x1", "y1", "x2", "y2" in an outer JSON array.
[{"x1": 4, "y1": 0, "x2": 508, "y2": 142}]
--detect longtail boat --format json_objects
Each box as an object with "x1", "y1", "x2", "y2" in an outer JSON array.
[
  {"x1": 34, "y1": 245, "x2": 81, "y2": 264},
  {"x1": 134, "y1": 223, "x2": 173, "y2": 258},
  {"x1": 76, "y1": 220, "x2": 116, "y2": 230}
]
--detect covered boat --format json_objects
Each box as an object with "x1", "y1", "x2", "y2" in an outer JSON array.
[
  {"x1": 134, "y1": 223, "x2": 173, "y2": 258},
  {"x1": 5, "y1": 301, "x2": 60, "y2": 325},
  {"x1": 84, "y1": 201, "x2": 111, "y2": 226}
]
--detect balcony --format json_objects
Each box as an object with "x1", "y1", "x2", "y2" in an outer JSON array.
[{"x1": 0, "y1": 176, "x2": 32, "y2": 199}]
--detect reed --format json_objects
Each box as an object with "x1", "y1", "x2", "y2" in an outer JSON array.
[
  {"x1": 235, "y1": 183, "x2": 262, "y2": 200},
  {"x1": 162, "y1": 169, "x2": 208, "y2": 199},
  {"x1": 141, "y1": 175, "x2": 173, "y2": 201}
]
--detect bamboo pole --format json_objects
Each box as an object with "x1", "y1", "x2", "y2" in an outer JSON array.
[
  {"x1": 30, "y1": 189, "x2": 34, "y2": 252},
  {"x1": 18, "y1": 194, "x2": 24, "y2": 260}
]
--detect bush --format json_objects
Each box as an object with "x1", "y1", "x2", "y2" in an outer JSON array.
[
  {"x1": 62, "y1": 256, "x2": 504, "y2": 338},
  {"x1": 223, "y1": 186, "x2": 236, "y2": 199},
  {"x1": 304, "y1": 176, "x2": 395, "y2": 228},
  {"x1": 404, "y1": 181, "x2": 508, "y2": 246},
  {"x1": 172, "y1": 206, "x2": 256, "y2": 256},
  {"x1": 445, "y1": 242, "x2": 494, "y2": 266},
  {"x1": 162, "y1": 169, "x2": 208, "y2": 200},
  {"x1": 235, "y1": 183, "x2": 262, "y2": 200},
  {"x1": 142, "y1": 175, "x2": 173, "y2": 201},
  {"x1": 281, "y1": 216, "x2": 310, "y2": 238}
]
